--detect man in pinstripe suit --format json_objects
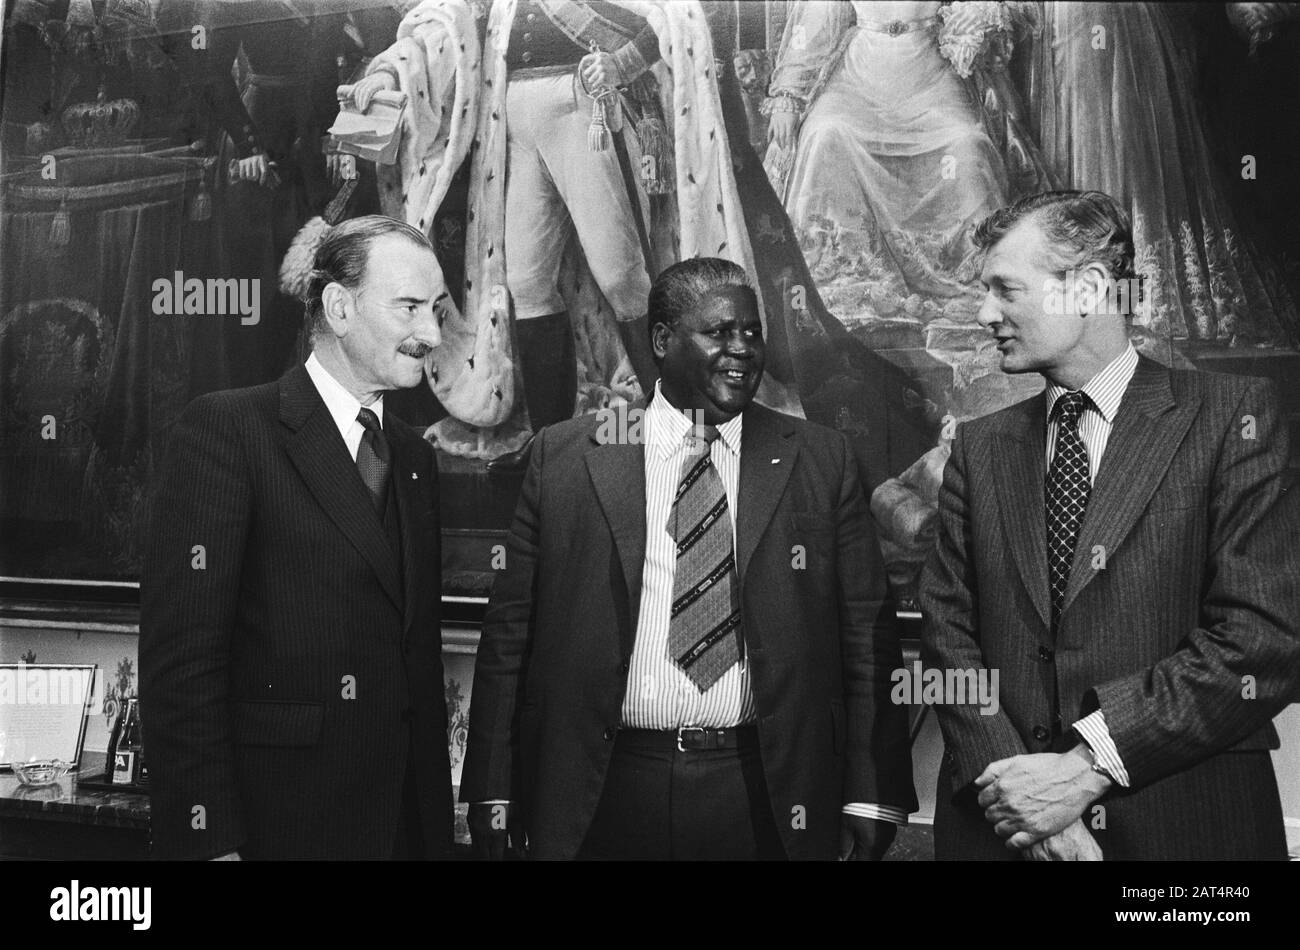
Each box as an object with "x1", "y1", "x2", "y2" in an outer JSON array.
[
  {"x1": 921, "y1": 191, "x2": 1300, "y2": 860},
  {"x1": 141, "y1": 217, "x2": 454, "y2": 860},
  {"x1": 462, "y1": 258, "x2": 916, "y2": 860}
]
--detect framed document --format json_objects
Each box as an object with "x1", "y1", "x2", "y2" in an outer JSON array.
[{"x1": 0, "y1": 664, "x2": 96, "y2": 769}]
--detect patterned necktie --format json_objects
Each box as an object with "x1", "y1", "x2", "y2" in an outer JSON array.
[
  {"x1": 1046, "y1": 391, "x2": 1092, "y2": 625},
  {"x1": 356, "y1": 407, "x2": 391, "y2": 513},
  {"x1": 666, "y1": 424, "x2": 743, "y2": 692}
]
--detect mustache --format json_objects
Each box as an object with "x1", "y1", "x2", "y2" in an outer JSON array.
[{"x1": 398, "y1": 343, "x2": 434, "y2": 359}]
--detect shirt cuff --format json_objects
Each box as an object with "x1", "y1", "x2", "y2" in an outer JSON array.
[
  {"x1": 1072, "y1": 710, "x2": 1132, "y2": 788},
  {"x1": 611, "y1": 40, "x2": 650, "y2": 84},
  {"x1": 842, "y1": 803, "x2": 909, "y2": 825}
]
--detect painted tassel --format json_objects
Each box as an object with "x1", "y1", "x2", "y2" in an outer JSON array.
[
  {"x1": 50, "y1": 195, "x2": 70, "y2": 246},
  {"x1": 189, "y1": 178, "x2": 212, "y2": 221},
  {"x1": 588, "y1": 95, "x2": 607, "y2": 152}
]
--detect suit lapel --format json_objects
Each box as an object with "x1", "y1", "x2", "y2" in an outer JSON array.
[
  {"x1": 585, "y1": 403, "x2": 647, "y2": 655},
  {"x1": 737, "y1": 404, "x2": 798, "y2": 583},
  {"x1": 1062, "y1": 357, "x2": 1197, "y2": 615},
  {"x1": 991, "y1": 397, "x2": 1052, "y2": 630},
  {"x1": 389, "y1": 423, "x2": 428, "y2": 636},
  {"x1": 279, "y1": 365, "x2": 404, "y2": 614}
]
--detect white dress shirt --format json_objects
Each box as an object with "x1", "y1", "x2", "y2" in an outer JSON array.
[
  {"x1": 620, "y1": 382, "x2": 754, "y2": 729},
  {"x1": 305, "y1": 352, "x2": 384, "y2": 459},
  {"x1": 1044, "y1": 344, "x2": 1140, "y2": 787},
  {"x1": 622, "y1": 384, "x2": 907, "y2": 827}
]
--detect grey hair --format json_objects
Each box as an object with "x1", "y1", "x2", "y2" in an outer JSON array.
[
  {"x1": 647, "y1": 257, "x2": 757, "y2": 345},
  {"x1": 972, "y1": 190, "x2": 1142, "y2": 309},
  {"x1": 303, "y1": 215, "x2": 435, "y2": 337}
]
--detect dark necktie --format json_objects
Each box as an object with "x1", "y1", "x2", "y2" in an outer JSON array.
[
  {"x1": 666, "y1": 424, "x2": 743, "y2": 692},
  {"x1": 356, "y1": 407, "x2": 391, "y2": 513},
  {"x1": 1046, "y1": 391, "x2": 1092, "y2": 626}
]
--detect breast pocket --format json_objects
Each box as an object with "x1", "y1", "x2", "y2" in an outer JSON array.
[{"x1": 1148, "y1": 483, "x2": 1206, "y2": 512}]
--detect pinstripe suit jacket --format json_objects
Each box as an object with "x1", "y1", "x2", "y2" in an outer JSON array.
[
  {"x1": 460, "y1": 400, "x2": 917, "y2": 859},
  {"x1": 140, "y1": 364, "x2": 453, "y2": 859},
  {"x1": 921, "y1": 356, "x2": 1300, "y2": 860}
]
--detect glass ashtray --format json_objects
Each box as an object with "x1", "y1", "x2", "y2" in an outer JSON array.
[{"x1": 12, "y1": 759, "x2": 71, "y2": 787}]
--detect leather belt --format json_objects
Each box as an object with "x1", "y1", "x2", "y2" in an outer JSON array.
[
  {"x1": 507, "y1": 63, "x2": 576, "y2": 81},
  {"x1": 618, "y1": 724, "x2": 759, "y2": 752}
]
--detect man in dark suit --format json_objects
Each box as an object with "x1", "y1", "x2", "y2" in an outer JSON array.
[
  {"x1": 141, "y1": 216, "x2": 454, "y2": 860},
  {"x1": 921, "y1": 191, "x2": 1300, "y2": 860},
  {"x1": 461, "y1": 257, "x2": 916, "y2": 860}
]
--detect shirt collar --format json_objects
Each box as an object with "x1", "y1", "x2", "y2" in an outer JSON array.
[
  {"x1": 1045, "y1": 343, "x2": 1138, "y2": 424},
  {"x1": 305, "y1": 352, "x2": 384, "y2": 440},
  {"x1": 647, "y1": 380, "x2": 743, "y2": 461}
]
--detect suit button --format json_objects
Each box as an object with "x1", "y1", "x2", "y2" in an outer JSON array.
[
  {"x1": 526, "y1": 12, "x2": 536, "y2": 21},
  {"x1": 1038, "y1": 646, "x2": 1054, "y2": 662},
  {"x1": 1032, "y1": 725, "x2": 1049, "y2": 741},
  {"x1": 603, "y1": 727, "x2": 616, "y2": 741},
  {"x1": 521, "y1": 51, "x2": 532, "y2": 62},
  {"x1": 620, "y1": 661, "x2": 630, "y2": 675},
  {"x1": 523, "y1": 31, "x2": 532, "y2": 40}
]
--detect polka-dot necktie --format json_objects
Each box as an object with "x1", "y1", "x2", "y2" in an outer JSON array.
[
  {"x1": 356, "y1": 407, "x2": 391, "y2": 513},
  {"x1": 1046, "y1": 392, "x2": 1092, "y2": 626}
]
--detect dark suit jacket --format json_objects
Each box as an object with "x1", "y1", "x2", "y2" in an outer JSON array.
[
  {"x1": 460, "y1": 400, "x2": 916, "y2": 860},
  {"x1": 140, "y1": 364, "x2": 453, "y2": 860},
  {"x1": 921, "y1": 356, "x2": 1300, "y2": 860}
]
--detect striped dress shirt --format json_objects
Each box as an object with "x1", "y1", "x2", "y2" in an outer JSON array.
[
  {"x1": 621, "y1": 386, "x2": 907, "y2": 826},
  {"x1": 1044, "y1": 344, "x2": 1140, "y2": 787},
  {"x1": 621, "y1": 384, "x2": 755, "y2": 728}
]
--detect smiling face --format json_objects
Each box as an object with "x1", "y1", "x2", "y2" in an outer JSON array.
[
  {"x1": 976, "y1": 218, "x2": 1087, "y2": 379},
  {"x1": 653, "y1": 285, "x2": 765, "y2": 424},
  {"x1": 323, "y1": 233, "x2": 443, "y2": 399}
]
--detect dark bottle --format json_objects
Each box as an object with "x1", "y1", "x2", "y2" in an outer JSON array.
[{"x1": 111, "y1": 698, "x2": 143, "y2": 786}]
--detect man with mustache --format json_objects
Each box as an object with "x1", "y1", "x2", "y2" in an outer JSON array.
[
  {"x1": 461, "y1": 257, "x2": 916, "y2": 859},
  {"x1": 141, "y1": 216, "x2": 454, "y2": 860}
]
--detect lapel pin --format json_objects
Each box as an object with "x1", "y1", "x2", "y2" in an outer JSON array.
[
  {"x1": 771, "y1": 458, "x2": 780, "y2": 464},
  {"x1": 411, "y1": 472, "x2": 418, "y2": 480}
]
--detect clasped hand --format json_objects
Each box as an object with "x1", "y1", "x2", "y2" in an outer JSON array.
[{"x1": 974, "y1": 748, "x2": 1109, "y2": 851}]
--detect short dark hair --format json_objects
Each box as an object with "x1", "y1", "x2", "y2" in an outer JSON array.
[
  {"x1": 303, "y1": 215, "x2": 434, "y2": 337},
  {"x1": 647, "y1": 257, "x2": 757, "y2": 347},
  {"x1": 972, "y1": 190, "x2": 1141, "y2": 307}
]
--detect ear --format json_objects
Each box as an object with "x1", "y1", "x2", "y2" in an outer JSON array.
[
  {"x1": 320, "y1": 282, "x2": 352, "y2": 339},
  {"x1": 1072, "y1": 263, "x2": 1111, "y2": 318},
  {"x1": 650, "y1": 320, "x2": 672, "y2": 361}
]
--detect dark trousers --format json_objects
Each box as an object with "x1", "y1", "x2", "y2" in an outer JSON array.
[
  {"x1": 391, "y1": 729, "x2": 426, "y2": 860},
  {"x1": 577, "y1": 728, "x2": 786, "y2": 860}
]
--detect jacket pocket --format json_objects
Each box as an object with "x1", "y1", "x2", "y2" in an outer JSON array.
[
  {"x1": 792, "y1": 510, "x2": 835, "y2": 532},
  {"x1": 232, "y1": 700, "x2": 326, "y2": 748}
]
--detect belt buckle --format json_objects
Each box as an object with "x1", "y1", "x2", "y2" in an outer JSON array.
[
  {"x1": 886, "y1": 20, "x2": 907, "y2": 37},
  {"x1": 676, "y1": 725, "x2": 707, "y2": 752}
]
